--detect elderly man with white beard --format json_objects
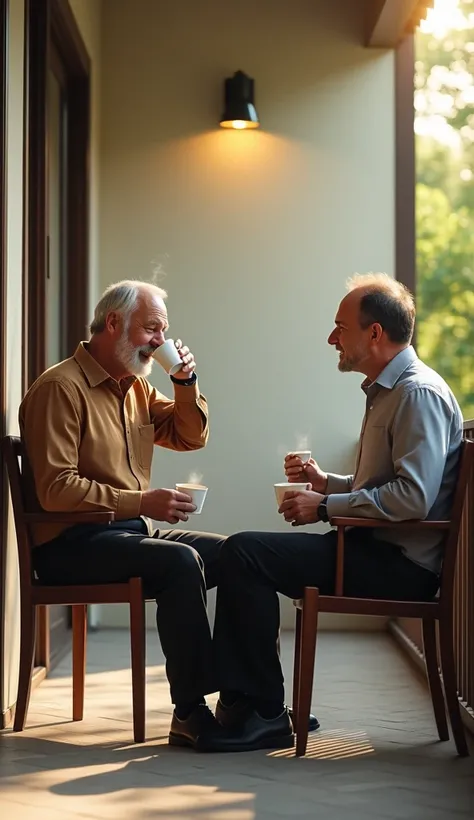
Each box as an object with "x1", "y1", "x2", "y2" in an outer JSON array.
[{"x1": 20, "y1": 279, "x2": 233, "y2": 749}]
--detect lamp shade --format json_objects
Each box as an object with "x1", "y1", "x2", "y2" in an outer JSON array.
[{"x1": 220, "y1": 70, "x2": 260, "y2": 130}]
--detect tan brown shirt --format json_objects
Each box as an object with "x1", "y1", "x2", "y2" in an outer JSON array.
[{"x1": 19, "y1": 343, "x2": 209, "y2": 545}]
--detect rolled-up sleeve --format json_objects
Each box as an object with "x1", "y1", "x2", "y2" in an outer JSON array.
[{"x1": 326, "y1": 387, "x2": 455, "y2": 521}]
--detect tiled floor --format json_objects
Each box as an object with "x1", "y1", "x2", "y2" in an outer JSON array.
[{"x1": 1, "y1": 630, "x2": 473, "y2": 820}]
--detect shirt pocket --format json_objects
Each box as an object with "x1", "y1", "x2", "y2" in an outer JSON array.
[{"x1": 138, "y1": 424, "x2": 155, "y2": 470}]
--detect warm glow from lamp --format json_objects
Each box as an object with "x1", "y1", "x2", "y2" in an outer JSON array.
[{"x1": 220, "y1": 119, "x2": 260, "y2": 130}]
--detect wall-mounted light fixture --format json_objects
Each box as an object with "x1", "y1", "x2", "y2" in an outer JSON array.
[{"x1": 219, "y1": 70, "x2": 260, "y2": 130}]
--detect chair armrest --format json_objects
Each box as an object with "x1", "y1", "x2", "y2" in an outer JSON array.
[
  {"x1": 330, "y1": 517, "x2": 450, "y2": 530},
  {"x1": 330, "y1": 517, "x2": 450, "y2": 597},
  {"x1": 24, "y1": 512, "x2": 115, "y2": 525}
]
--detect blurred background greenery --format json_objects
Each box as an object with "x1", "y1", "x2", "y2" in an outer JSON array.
[{"x1": 416, "y1": 0, "x2": 474, "y2": 419}]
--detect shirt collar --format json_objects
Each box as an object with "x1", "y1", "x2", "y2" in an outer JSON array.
[
  {"x1": 74, "y1": 342, "x2": 136, "y2": 391},
  {"x1": 361, "y1": 345, "x2": 417, "y2": 393}
]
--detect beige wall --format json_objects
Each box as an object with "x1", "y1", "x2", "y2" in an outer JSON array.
[
  {"x1": 99, "y1": 0, "x2": 394, "y2": 628},
  {"x1": 1, "y1": 0, "x2": 102, "y2": 718}
]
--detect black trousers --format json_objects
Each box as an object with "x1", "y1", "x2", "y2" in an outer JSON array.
[
  {"x1": 213, "y1": 528, "x2": 440, "y2": 704},
  {"x1": 33, "y1": 519, "x2": 225, "y2": 703}
]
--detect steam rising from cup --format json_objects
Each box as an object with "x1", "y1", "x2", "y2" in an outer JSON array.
[
  {"x1": 296, "y1": 434, "x2": 310, "y2": 450},
  {"x1": 285, "y1": 433, "x2": 311, "y2": 474},
  {"x1": 188, "y1": 471, "x2": 204, "y2": 485}
]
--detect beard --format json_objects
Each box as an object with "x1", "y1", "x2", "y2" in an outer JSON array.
[
  {"x1": 116, "y1": 329, "x2": 155, "y2": 378},
  {"x1": 337, "y1": 344, "x2": 369, "y2": 373}
]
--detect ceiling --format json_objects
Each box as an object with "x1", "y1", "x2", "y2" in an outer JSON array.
[{"x1": 366, "y1": 0, "x2": 435, "y2": 47}]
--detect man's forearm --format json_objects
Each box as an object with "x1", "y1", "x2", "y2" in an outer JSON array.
[
  {"x1": 151, "y1": 381, "x2": 209, "y2": 450},
  {"x1": 325, "y1": 481, "x2": 428, "y2": 522},
  {"x1": 36, "y1": 472, "x2": 143, "y2": 519}
]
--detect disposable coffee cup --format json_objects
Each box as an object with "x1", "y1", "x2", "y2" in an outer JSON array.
[
  {"x1": 287, "y1": 450, "x2": 311, "y2": 464},
  {"x1": 176, "y1": 483, "x2": 208, "y2": 515},
  {"x1": 274, "y1": 482, "x2": 310, "y2": 508},
  {"x1": 152, "y1": 339, "x2": 183, "y2": 376}
]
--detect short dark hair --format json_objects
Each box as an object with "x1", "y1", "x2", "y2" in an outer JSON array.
[{"x1": 347, "y1": 273, "x2": 415, "y2": 344}]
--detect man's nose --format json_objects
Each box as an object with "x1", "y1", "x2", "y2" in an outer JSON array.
[
  {"x1": 152, "y1": 330, "x2": 166, "y2": 348},
  {"x1": 327, "y1": 329, "x2": 338, "y2": 346}
]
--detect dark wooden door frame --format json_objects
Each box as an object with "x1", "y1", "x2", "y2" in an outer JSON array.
[
  {"x1": 0, "y1": 0, "x2": 9, "y2": 729},
  {"x1": 23, "y1": 0, "x2": 90, "y2": 392},
  {"x1": 23, "y1": 0, "x2": 90, "y2": 671},
  {"x1": 395, "y1": 34, "x2": 416, "y2": 299}
]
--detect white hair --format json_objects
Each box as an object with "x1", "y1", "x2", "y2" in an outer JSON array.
[{"x1": 89, "y1": 280, "x2": 168, "y2": 335}]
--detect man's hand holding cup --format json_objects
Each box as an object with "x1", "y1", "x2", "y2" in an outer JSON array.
[
  {"x1": 152, "y1": 338, "x2": 197, "y2": 379},
  {"x1": 284, "y1": 452, "x2": 328, "y2": 494}
]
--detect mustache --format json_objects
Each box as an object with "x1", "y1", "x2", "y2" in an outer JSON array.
[{"x1": 139, "y1": 344, "x2": 158, "y2": 356}]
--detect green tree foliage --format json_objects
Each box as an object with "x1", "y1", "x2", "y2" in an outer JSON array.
[
  {"x1": 417, "y1": 184, "x2": 474, "y2": 417},
  {"x1": 415, "y1": 0, "x2": 474, "y2": 418}
]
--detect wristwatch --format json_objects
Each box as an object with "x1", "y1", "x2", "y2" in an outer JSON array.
[
  {"x1": 170, "y1": 372, "x2": 197, "y2": 387},
  {"x1": 317, "y1": 495, "x2": 329, "y2": 523}
]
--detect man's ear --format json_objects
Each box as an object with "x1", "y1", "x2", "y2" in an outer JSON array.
[
  {"x1": 105, "y1": 311, "x2": 121, "y2": 334},
  {"x1": 371, "y1": 322, "x2": 383, "y2": 342}
]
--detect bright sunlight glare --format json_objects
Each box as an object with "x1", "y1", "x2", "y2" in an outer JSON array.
[{"x1": 420, "y1": 0, "x2": 470, "y2": 37}]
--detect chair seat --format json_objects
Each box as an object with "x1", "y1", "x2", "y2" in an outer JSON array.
[
  {"x1": 293, "y1": 595, "x2": 439, "y2": 618},
  {"x1": 32, "y1": 582, "x2": 142, "y2": 606}
]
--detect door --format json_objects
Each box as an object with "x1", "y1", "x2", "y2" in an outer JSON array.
[
  {"x1": 24, "y1": 0, "x2": 91, "y2": 672},
  {"x1": 45, "y1": 48, "x2": 70, "y2": 665}
]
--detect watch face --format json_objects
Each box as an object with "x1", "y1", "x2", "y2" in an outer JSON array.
[{"x1": 318, "y1": 501, "x2": 328, "y2": 521}]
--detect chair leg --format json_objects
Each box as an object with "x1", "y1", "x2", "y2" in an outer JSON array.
[
  {"x1": 13, "y1": 601, "x2": 37, "y2": 732},
  {"x1": 422, "y1": 619, "x2": 449, "y2": 741},
  {"x1": 438, "y1": 616, "x2": 469, "y2": 757},
  {"x1": 295, "y1": 587, "x2": 319, "y2": 757},
  {"x1": 292, "y1": 607, "x2": 302, "y2": 729},
  {"x1": 72, "y1": 605, "x2": 87, "y2": 721},
  {"x1": 129, "y1": 577, "x2": 146, "y2": 743}
]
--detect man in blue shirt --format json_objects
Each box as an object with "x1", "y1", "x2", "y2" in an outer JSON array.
[{"x1": 208, "y1": 273, "x2": 463, "y2": 754}]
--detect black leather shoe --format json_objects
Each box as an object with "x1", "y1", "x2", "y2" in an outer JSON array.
[
  {"x1": 215, "y1": 697, "x2": 252, "y2": 729},
  {"x1": 287, "y1": 706, "x2": 320, "y2": 733},
  {"x1": 199, "y1": 708, "x2": 295, "y2": 753},
  {"x1": 169, "y1": 704, "x2": 230, "y2": 751},
  {"x1": 216, "y1": 698, "x2": 320, "y2": 733}
]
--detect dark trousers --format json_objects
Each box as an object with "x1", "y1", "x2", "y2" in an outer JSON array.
[
  {"x1": 33, "y1": 519, "x2": 225, "y2": 703},
  {"x1": 213, "y1": 528, "x2": 440, "y2": 704}
]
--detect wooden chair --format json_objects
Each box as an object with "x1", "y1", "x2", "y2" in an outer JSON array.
[
  {"x1": 292, "y1": 437, "x2": 474, "y2": 758},
  {"x1": 1, "y1": 435, "x2": 147, "y2": 743}
]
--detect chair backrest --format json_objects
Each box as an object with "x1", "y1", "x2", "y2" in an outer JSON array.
[
  {"x1": 1, "y1": 435, "x2": 39, "y2": 587},
  {"x1": 439, "y1": 437, "x2": 474, "y2": 608}
]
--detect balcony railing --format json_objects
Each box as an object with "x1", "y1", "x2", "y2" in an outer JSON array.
[
  {"x1": 391, "y1": 419, "x2": 474, "y2": 733},
  {"x1": 455, "y1": 419, "x2": 474, "y2": 726}
]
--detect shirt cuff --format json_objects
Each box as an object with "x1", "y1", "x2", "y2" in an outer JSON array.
[
  {"x1": 326, "y1": 473, "x2": 353, "y2": 494},
  {"x1": 116, "y1": 489, "x2": 143, "y2": 520},
  {"x1": 326, "y1": 492, "x2": 353, "y2": 519},
  {"x1": 171, "y1": 379, "x2": 202, "y2": 403}
]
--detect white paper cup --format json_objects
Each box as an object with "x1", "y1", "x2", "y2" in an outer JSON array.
[
  {"x1": 274, "y1": 482, "x2": 310, "y2": 508},
  {"x1": 176, "y1": 483, "x2": 208, "y2": 515},
  {"x1": 287, "y1": 450, "x2": 311, "y2": 464},
  {"x1": 152, "y1": 339, "x2": 183, "y2": 376}
]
